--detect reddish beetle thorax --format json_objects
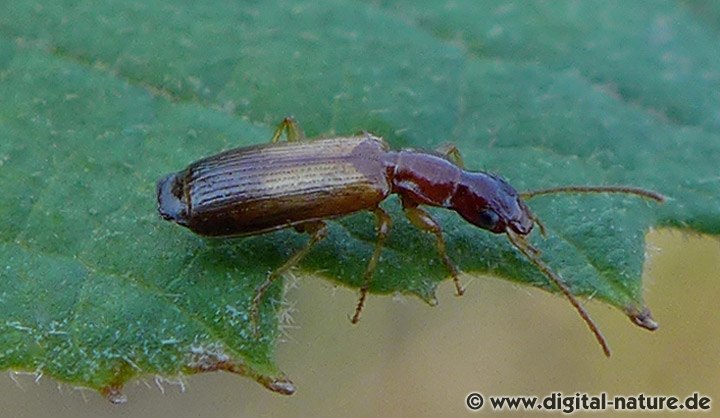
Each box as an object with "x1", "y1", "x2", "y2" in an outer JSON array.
[{"x1": 385, "y1": 150, "x2": 461, "y2": 206}]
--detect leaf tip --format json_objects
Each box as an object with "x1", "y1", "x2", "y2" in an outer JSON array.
[
  {"x1": 100, "y1": 385, "x2": 128, "y2": 405},
  {"x1": 625, "y1": 305, "x2": 659, "y2": 331},
  {"x1": 414, "y1": 282, "x2": 439, "y2": 306},
  {"x1": 184, "y1": 342, "x2": 295, "y2": 395},
  {"x1": 257, "y1": 374, "x2": 296, "y2": 395}
]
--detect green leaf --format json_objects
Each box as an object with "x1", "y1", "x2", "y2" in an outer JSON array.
[{"x1": 1, "y1": 0, "x2": 718, "y2": 402}]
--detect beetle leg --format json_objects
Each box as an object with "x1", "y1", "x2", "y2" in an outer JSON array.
[
  {"x1": 351, "y1": 206, "x2": 392, "y2": 324},
  {"x1": 251, "y1": 221, "x2": 327, "y2": 333},
  {"x1": 270, "y1": 116, "x2": 306, "y2": 143},
  {"x1": 402, "y1": 200, "x2": 464, "y2": 296},
  {"x1": 435, "y1": 143, "x2": 465, "y2": 168}
]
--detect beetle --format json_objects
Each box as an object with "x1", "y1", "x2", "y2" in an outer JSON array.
[{"x1": 157, "y1": 117, "x2": 665, "y2": 356}]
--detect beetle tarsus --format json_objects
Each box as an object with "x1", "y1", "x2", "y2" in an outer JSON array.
[
  {"x1": 401, "y1": 200, "x2": 465, "y2": 296},
  {"x1": 435, "y1": 142, "x2": 465, "y2": 168},
  {"x1": 351, "y1": 207, "x2": 392, "y2": 324},
  {"x1": 271, "y1": 116, "x2": 305, "y2": 143},
  {"x1": 250, "y1": 221, "x2": 327, "y2": 335},
  {"x1": 351, "y1": 290, "x2": 368, "y2": 324}
]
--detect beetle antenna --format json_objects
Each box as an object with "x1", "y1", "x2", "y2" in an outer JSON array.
[
  {"x1": 506, "y1": 229, "x2": 611, "y2": 357},
  {"x1": 520, "y1": 186, "x2": 666, "y2": 203}
]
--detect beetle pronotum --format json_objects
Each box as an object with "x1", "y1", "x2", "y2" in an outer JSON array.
[{"x1": 157, "y1": 117, "x2": 665, "y2": 356}]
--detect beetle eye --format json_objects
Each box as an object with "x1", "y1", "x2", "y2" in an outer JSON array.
[{"x1": 475, "y1": 209, "x2": 500, "y2": 231}]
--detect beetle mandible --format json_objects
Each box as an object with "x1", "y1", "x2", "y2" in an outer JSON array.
[{"x1": 157, "y1": 117, "x2": 665, "y2": 356}]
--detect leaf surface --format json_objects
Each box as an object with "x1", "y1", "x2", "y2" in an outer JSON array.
[{"x1": 0, "y1": 0, "x2": 718, "y2": 401}]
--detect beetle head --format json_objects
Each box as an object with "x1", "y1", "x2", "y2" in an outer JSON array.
[
  {"x1": 451, "y1": 172, "x2": 534, "y2": 235},
  {"x1": 157, "y1": 171, "x2": 190, "y2": 226}
]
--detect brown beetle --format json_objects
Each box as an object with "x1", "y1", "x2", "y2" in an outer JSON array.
[{"x1": 157, "y1": 117, "x2": 664, "y2": 356}]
